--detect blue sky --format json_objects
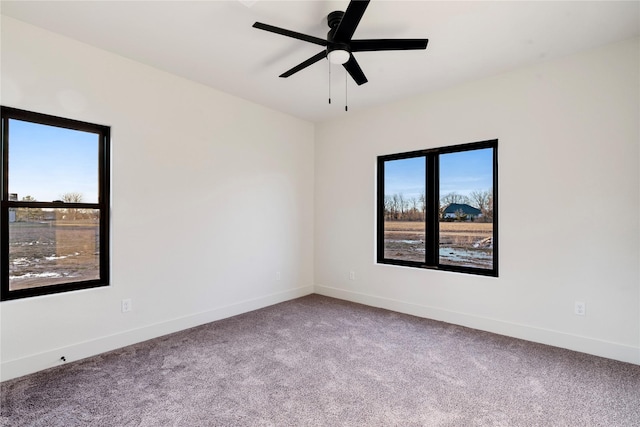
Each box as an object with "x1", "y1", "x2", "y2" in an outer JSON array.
[
  {"x1": 440, "y1": 148, "x2": 493, "y2": 197},
  {"x1": 384, "y1": 157, "x2": 425, "y2": 201},
  {"x1": 384, "y1": 148, "x2": 493, "y2": 201},
  {"x1": 8, "y1": 119, "x2": 99, "y2": 203}
]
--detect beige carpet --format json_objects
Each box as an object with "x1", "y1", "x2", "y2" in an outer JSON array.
[{"x1": 2, "y1": 294, "x2": 639, "y2": 426}]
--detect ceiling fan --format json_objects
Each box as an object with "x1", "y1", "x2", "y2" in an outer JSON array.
[{"x1": 253, "y1": 0, "x2": 429, "y2": 86}]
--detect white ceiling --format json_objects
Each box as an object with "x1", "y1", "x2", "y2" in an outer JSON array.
[{"x1": 1, "y1": 1, "x2": 639, "y2": 123}]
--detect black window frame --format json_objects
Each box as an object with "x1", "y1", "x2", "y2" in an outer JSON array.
[
  {"x1": 1, "y1": 106, "x2": 110, "y2": 300},
  {"x1": 377, "y1": 139, "x2": 498, "y2": 277}
]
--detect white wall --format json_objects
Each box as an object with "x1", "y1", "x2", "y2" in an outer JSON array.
[
  {"x1": 315, "y1": 37, "x2": 640, "y2": 364},
  {"x1": 0, "y1": 16, "x2": 315, "y2": 381}
]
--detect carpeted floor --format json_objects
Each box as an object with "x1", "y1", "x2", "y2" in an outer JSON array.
[{"x1": 1, "y1": 294, "x2": 639, "y2": 426}]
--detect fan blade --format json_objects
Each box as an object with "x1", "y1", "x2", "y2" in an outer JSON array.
[
  {"x1": 253, "y1": 22, "x2": 327, "y2": 46},
  {"x1": 334, "y1": 0, "x2": 370, "y2": 42},
  {"x1": 343, "y1": 55, "x2": 368, "y2": 85},
  {"x1": 351, "y1": 38, "x2": 429, "y2": 52},
  {"x1": 280, "y1": 51, "x2": 327, "y2": 78}
]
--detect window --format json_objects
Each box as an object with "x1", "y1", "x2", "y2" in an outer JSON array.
[
  {"x1": 377, "y1": 140, "x2": 497, "y2": 276},
  {"x1": 1, "y1": 107, "x2": 110, "y2": 300}
]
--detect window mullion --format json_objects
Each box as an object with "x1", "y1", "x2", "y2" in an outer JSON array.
[
  {"x1": 376, "y1": 157, "x2": 385, "y2": 263},
  {"x1": 1, "y1": 115, "x2": 8, "y2": 298},
  {"x1": 425, "y1": 153, "x2": 438, "y2": 266}
]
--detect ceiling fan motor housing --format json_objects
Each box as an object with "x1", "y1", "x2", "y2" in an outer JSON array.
[{"x1": 327, "y1": 11, "x2": 350, "y2": 56}]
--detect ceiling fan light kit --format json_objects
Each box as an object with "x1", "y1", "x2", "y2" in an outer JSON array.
[
  {"x1": 253, "y1": 0, "x2": 429, "y2": 93},
  {"x1": 328, "y1": 49, "x2": 350, "y2": 65}
]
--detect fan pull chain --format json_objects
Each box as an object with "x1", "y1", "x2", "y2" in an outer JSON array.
[
  {"x1": 345, "y1": 69, "x2": 348, "y2": 112},
  {"x1": 328, "y1": 61, "x2": 332, "y2": 104}
]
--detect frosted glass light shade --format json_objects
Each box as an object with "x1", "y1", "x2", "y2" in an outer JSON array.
[{"x1": 328, "y1": 49, "x2": 350, "y2": 65}]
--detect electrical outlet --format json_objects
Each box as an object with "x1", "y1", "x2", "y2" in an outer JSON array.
[
  {"x1": 574, "y1": 301, "x2": 586, "y2": 316},
  {"x1": 349, "y1": 271, "x2": 356, "y2": 281},
  {"x1": 121, "y1": 298, "x2": 132, "y2": 313},
  {"x1": 276, "y1": 271, "x2": 281, "y2": 281}
]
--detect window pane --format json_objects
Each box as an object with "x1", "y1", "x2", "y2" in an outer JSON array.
[
  {"x1": 9, "y1": 209, "x2": 101, "y2": 291},
  {"x1": 439, "y1": 148, "x2": 494, "y2": 269},
  {"x1": 383, "y1": 157, "x2": 426, "y2": 262},
  {"x1": 8, "y1": 119, "x2": 100, "y2": 203}
]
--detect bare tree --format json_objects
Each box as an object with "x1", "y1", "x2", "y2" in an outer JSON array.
[
  {"x1": 16, "y1": 195, "x2": 43, "y2": 221},
  {"x1": 384, "y1": 192, "x2": 430, "y2": 222},
  {"x1": 409, "y1": 197, "x2": 419, "y2": 220},
  {"x1": 469, "y1": 189, "x2": 493, "y2": 222},
  {"x1": 61, "y1": 192, "x2": 83, "y2": 203},
  {"x1": 392, "y1": 194, "x2": 401, "y2": 219},
  {"x1": 440, "y1": 192, "x2": 470, "y2": 207},
  {"x1": 419, "y1": 192, "x2": 426, "y2": 220},
  {"x1": 60, "y1": 192, "x2": 83, "y2": 220},
  {"x1": 384, "y1": 195, "x2": 396, "y2": 220},
  {"x1": 469, "y1": 190, "x2": 489, "y2": 210},
  {"x1": 485, "y1": 190, "x2": 494, "y2": 222}
]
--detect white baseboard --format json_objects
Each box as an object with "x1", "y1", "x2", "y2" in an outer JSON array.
[
  {"x1": 314, "y1": 285, "x2": 640, "y2": 365},
  {"x1": 1, "y1": 285, "x2": 314, "y2": 382}
]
